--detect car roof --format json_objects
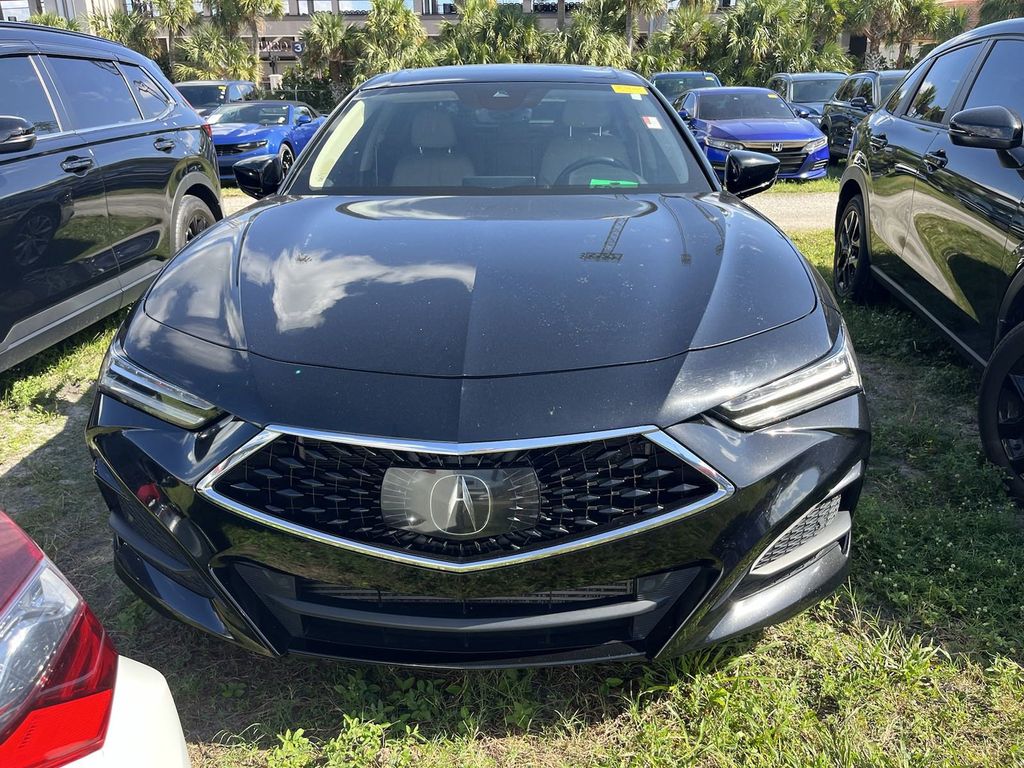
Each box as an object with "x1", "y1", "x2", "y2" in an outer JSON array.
[
  {"x1": 774, "y1": 72, "x2": 847, "y2": 79},
  {"x1": 362, "y1": 64, "x2": 648, "y2": 89},
  {"x1": 929, "y1": 17, "x2": 1024, "y2": 58},
  {"x1": 213, "y1": 100, "x2": 298, "y2": 107},
  {"x1": 176, "y1": 80, "x2": 253, "y2": 86},
  {"x1": 849, "y1": 70, "x2": 909, "y2": 77},
  {"x1": 653, "y1": 71, "x2": 716, "y2": 78},
  {"x1": 693, "y1": 86, "x2": 776, "y2": 97},
  {"x1": 0, "y1": 22, "x2": 151, "y2": 63}
]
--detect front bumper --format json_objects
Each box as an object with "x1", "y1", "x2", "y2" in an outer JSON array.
[
  {"x1": 706, "y1": 144, "x2": 830, "y2": 181},
  {"x1": 88, "y1": 386, "x2": 869, "y2": 668},
  {"x1": 215, "y1": 147, "x2": 267, "y2": 182}
]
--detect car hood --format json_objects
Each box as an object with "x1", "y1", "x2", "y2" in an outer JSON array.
[
  {"x1": 144, "y1": 193, "x2": 817, "y2": 378},
  {"x1": 211, "y1": 123, "x2": 276, "y2": 142},
  {"x1": 708, "y1": 119, "x2": 819, "y2": 141}
]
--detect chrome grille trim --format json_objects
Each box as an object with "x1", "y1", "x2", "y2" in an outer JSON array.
[
  {"x1": 197, "y1": 425, "x2": 734, "y2": 573},
  {"x1": 741, "y1": 140, "x2": 809, "y2": 151}
]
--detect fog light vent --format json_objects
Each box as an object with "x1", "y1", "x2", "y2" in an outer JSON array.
[{"x1": 750, "y1": 495, "x2": 849, "y2": 578}]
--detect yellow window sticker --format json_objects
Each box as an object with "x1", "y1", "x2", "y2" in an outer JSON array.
[
  {"x1": 612, "y1": 84, "x2": 646, "y2": 95},
  {"x1": 705, "y1": 75, "x2": 715, "y2": 80},
  {"x1": 767, "y1": 93, "x2": 779, "y2": 98}
]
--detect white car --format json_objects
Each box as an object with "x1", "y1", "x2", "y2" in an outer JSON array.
[{"x1": 0, "y1": 510, "x2": 190, "y2": 768}]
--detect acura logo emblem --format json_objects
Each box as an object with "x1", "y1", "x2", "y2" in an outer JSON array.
[
  {"x1": 771, "y1": 142, "x2": 784, "y2": 152},
  {"x1": 429, "y1": 473, "x2": 492, "y2": 536}
]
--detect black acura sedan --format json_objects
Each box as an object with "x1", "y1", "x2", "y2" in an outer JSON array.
[{"x1": 87, "y1": 65, "x2": 870, "y2": 668}]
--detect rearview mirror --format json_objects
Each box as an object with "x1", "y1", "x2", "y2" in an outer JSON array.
[
  {"x1": 950, "y1": 106, "x2": 1023, "y2": 151},
  {"x1": 233, "y1": 154, "x2": 282, "y2": 199},
  {"x1": 296, "y1": 113, "x2": 312, "y2": 126},
  {"x1": 724, "y1": 150, "x2": 780, "y2": 198},
  {"x1": 850, "y1": 96, "x2": 871, "y2": 111},
  {"x1": 0, "y1": 116, "x2": 36, "y2": 154}
]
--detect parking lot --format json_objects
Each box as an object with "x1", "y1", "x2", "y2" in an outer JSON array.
[{"x1": 3, "y1": 177, "x2": 1023, "y2": 767}]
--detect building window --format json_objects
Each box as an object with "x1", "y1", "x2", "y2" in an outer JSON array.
[{"x1": 0, "y1": 0, "x2": 31, "y2": 21}]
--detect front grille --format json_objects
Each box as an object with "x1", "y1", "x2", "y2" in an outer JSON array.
[
  {"x1": 303, "y1": 581, "x2": 634, "y2": 605},
  {"x1": 216, "y1": 144, "x2": 247, "y2": 156},
  {"x1": 210, "y1": 431, "x2": 718, "y2": 562},
  {"x1": 758, "y1": 495, "x2": 841, "y2": 569},
  {"x1": 769, "y1": 150, "x2": 808, "y2": 174}
]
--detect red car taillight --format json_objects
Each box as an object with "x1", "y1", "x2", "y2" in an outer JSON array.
[
  {"x1": 201, "y1": 123, "x2": 213, "y2": 139},
  {"x1": 0, "y1": 511, "x2": 117, "y2": 768}
]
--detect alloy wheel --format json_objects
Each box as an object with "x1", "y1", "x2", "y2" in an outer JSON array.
[
  {"x1": 834, "y1": 205, "x2": 861, "y2": 296},
  {"x1": 996, "y1": 369, "x2": 1024, "y2": 477},
  {"x1": 184, "y1": 211, "x2": 212, "y2": 244}
]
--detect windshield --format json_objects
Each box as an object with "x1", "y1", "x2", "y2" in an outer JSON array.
[
  {"x1": 209, "y1": 104, "x2": 290, "y2": 125},
  {"x1": 288, "y1": 82, "x2": 709, "y2": 195},
  {"x1": 697, "y1": 91, "x2": 795, "y2": 120},
  {"x1": 879, "y1": 73, "x2": 907, "y2": 103},
  {"x1": 654, "y1": 74, "x2": 719, "y2": 99},
  {"x1": 791, "y1": 78, "x2": 843, "y2": 102},
  {"x1": 177, "y1": 84, "x2": 227, "y2": 108}
]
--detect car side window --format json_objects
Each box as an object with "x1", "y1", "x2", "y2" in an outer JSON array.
[
  {"x1": 834, "y1": 77, "x2": 855, "y2": 102},
  {"x1": 855, "y1": 77, "x2": 873, "y2": 103},
  {"x1": 120, "y1": 63, "x2": 172, "y2": 120},
  {"x1": 906, "y1": 44, "x2": 982, "y2": 124},
  {"x1": 963, "y1": 39, "x2": 1024, "y2": 120},
  {"x1": 0, "y1": 55, "x2": 60, "y2": 135},
  {"x1": 769, "y1": 78, "x2": 786, "y2": 98},
  {"x1": 682, "y1": 91, "x2": 697, "y2": 117},
  {"x1": 46, "y1": 57, "x2": 141, "y2": 130},
  {"x1": 228, "y1": 84, "x2": 242, "y2": 101},
  {"x1": 296, "y1": 106, "x2": 313, "y2": 121}
]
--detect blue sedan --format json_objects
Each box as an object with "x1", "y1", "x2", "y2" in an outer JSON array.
[
  {"x1": 677, "y1": 87, "x2": 829, "y2": 181},
  {"x1": 208, "y1": 101, "x2": 326, "y2": 183}
]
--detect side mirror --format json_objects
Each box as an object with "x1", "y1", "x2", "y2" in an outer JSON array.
[
  {"x1": 724, "y1": 150, "x2": 780, "y2": 199},
  {"x1": 233, "y1": 154, "x2": 283, "y2": 199},
  {"x1": 678, "y1": 108, "x2": 692, "y2": 122},
  {"x1": 950, "y1": 106, "x2": 1023, "y2": 151},
  {"x1": 295, "y1": 113, "x2": 312, "y2": 126},
  {"x1": 0, "y1": 116, "x2": 36, "y2": 154},
  {"x1": 793, "y1": 106, "x2": 811, "y2": 119},
  {"x1": 850, "y1": 96, "x2": 871, "y2": 111}
]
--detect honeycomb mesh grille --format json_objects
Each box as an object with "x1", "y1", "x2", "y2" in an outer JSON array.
[
  {"x1": 211, "y1": 432, "x2": 718, "y2": 561},
  {"x1": 759, "y1": 495, "x2": 841, "y2": 568}
]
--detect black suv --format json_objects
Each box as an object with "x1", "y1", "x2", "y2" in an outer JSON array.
[
  {"x1": 836, "y1": 19, "x2": 1024, "y2": 496},
  {"x1": 766, "y1": 71, "x2": 847, "y2": 127},
  {"x1": 821, "y1": 69, "x2": 908, "y2": 161},
  {"x1": 0, "y1": 23, "x2": 221, "y2": 373}
]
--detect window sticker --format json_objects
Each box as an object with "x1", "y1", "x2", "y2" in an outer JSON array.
[
  {"x1": 767, "y1": 93, "x2": 779, "y2": 98},
  {"x1": 612, "y1": 84, "x2": 646, "y2": 95},
  {"x1": 642, "y1": 115, "x2": 662, "y2": 130},
  {"x1": 590, "y1": 179, "x2": 639, "y2": 188}
]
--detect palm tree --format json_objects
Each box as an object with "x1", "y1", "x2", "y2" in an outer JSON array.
[
  {"x1": 235, "y1": 0, "x2": 284, "y2": 55},
  {"x1": 556, "y1": 0, "x2": 565, "y2": 29},
  {"x1": 300, "y1": 12, "x2": 358, "y2": 98},
  {"x1": 623, "y1": 0, "x2": 665, "y2": 53},
  {"x1": 152, "y1": 0, "x2": 197, "y2": 70},
  {"x1": 174, "y1": 22, "x2": 261, "y2": 81},
  {"x1": 979, "y1": 0, "x2": 1023, "y2": 25},
  {"x1": 438, "y1": 0, "x2": 543, "y2": 64},
  {"x1": 545, "y1": 0, "x2": 630, "y2": 67},
  {"x1": 356, "y1": 0, "x2": 434, "y2": 82},
  {"x1": 638, "y1": 0, "x2": 718, "y2": 77},
  {"x1": 895, "y1": 0, "x2": 947, "y2": 67},
  {"x1": 27, "y1": 12, "x2": 80, "y2": 30},
  {"x1": 847, "y1": 0, "x2": 907, "y2": 60},
  {"x1": 89, "y1": 7, "x2": 158, "y2": 59}
]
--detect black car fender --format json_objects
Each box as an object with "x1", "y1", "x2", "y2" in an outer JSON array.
[
  {"x1": 994, "y1": 242, "x2": 1024, "y2": 345},
  {"x1": 171, "y1": 168, "x2": 223, "y2": 228}
]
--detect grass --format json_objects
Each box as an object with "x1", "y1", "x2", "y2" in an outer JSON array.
[
  {"x1": 2, "y1": 226, "x2": 1024, "y2": 767},
  {"x1": 768, "y1": 165, "x2": 843, "y2": 194}
]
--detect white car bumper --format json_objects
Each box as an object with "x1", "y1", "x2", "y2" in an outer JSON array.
[{"x1": 71, "y1": 657, "x2": 190, "y2": 768}]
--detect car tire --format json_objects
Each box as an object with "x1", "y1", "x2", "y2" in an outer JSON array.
[
  {"x1": 833, "y1": 195, "x2": 876, "y2": 303},
  {"x1": 172, "y1": 195, "x2": 216, "y2": 253},
  {"x1": 279, "y1": 144, "x2": 295, "y2": 177},
  {"x1": 979, "y1": 322, "x2": 1024, "y2": 502}
]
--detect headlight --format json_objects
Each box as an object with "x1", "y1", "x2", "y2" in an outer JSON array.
[
  {"x1": 715, "y1": 330, "x2": 861, "y2": 429},
  {"x1": 706, "y1": 137, "x2": 745, "y2": 151},
  {"x1": 98, "y1": 342, "x2": 221, "y2": 429},
  {"x1": 805, "y1": 136, "x2": 828, "y2": 152},
  {"x1": 236, "y1": 140, "x2": 268, "y2": 150}
]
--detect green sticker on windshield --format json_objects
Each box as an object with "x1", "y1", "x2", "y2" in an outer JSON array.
[{"x1": 589, "y1": 179, "x2": 639, "y2": 188}]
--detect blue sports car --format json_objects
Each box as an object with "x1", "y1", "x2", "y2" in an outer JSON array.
[
  {"x1": 676, "y1": 87, "x2": 829, "y2": 181},
  {"x1": 208, "y1": 100, "x2": 326, "y2": 182}
]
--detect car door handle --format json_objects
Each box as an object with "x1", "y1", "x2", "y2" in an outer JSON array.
[
  {"x1": 924, "y1": 149, "x2": 948, "y2": 172},
  {"x1": 869, "y1": 134, "x2": 888, "y2": 150},
  {"x1": 153, "y1": 137, "x2": 176, "y2": 152},
  {"x1": 60, "y1": 155, "x2": 93, "y2": 174}
]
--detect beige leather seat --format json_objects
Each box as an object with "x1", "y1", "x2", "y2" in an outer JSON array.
[
  {"x1": 540, "y1": 101, "x2": 631, "y2": 185},
  {"x1": 391, "y1": 111, "x2": 475, "y2": 187}
]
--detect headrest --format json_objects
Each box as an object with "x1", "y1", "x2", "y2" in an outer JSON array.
[
  {"x1": 561, "y1": 100, "x2": 613, "y2": 129},
  {"x1": 412, "y1": 110, "x2": 456, "y2": 149}
]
